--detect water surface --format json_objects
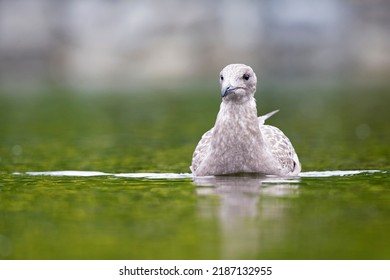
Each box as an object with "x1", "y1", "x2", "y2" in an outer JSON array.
[{"x1": 0, "y1": 88, "x2": 389, "y2": 259}]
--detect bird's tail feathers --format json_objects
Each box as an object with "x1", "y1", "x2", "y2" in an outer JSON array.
[{"x1": 258, "y1": 109, "x2": 279, "y2": 124}]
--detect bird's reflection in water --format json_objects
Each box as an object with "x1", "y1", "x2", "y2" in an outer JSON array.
[{"x1": 194, "y1": 175, "x2": 299, "y2": 259}]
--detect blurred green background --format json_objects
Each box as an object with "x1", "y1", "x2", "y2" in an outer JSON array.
[{"x1": 0, "y1": 0, "x2": 389, "y2": 260}]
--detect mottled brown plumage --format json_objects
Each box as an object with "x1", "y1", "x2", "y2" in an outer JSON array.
[{"x1": 191, "y1": 64, "x2": 301, "y2": 176}]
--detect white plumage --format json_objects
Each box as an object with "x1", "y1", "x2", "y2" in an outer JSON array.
[{"x1": 191, "y1": 64, "x2": 301, "y2": 177}]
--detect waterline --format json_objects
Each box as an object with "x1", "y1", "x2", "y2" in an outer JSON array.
[{"x1": 13, "y1": 170, "x2": 385, "y2": 179}]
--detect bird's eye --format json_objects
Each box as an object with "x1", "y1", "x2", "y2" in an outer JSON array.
[
  {"x1": 220, "y1": 75, "x2": 224, "y2": 81},
  {"x1": 243, "y1": 73, "x2": 250, "y2": 80}
]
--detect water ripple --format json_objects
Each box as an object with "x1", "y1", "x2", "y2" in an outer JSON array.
[
  {"x1": 299, "y1": 170, "x2": 384, "y2": 177},
  {"x1": 13, "y1": 169, "x2": 385, "y2": 179}
]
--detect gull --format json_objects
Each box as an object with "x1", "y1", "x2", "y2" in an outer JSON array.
[{"x1": 190, "y1": 64, "x2": 301, "y2": 177}]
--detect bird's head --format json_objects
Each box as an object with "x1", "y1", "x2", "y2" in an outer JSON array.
[{"x1": 219, "y1": 64, "x2": 257, "y2": 101}]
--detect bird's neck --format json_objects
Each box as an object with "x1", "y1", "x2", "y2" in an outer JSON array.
[
  {"x1": 212, "y1": 96, "x2": 264, "y2": 154},
  {"x1": 215, "y1": 96, "x2": 259, "y2": 131},
  {"x1": 206, "y1": 96, "x2": 268, "y2": 174}
]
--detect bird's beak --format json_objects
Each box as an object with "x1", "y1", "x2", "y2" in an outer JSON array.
[{"x1": 221, "y1": 84, "x2": 235, "y2": 98}]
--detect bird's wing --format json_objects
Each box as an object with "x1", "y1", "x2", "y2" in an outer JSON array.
[
  {"x1": 259, "y1": 115, "x2": 301, "y2": 175},
  {"x1": 190, "y1": 127, "x2": 213, "y2": 173}
]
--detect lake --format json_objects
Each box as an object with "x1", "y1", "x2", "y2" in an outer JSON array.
[{"x1": 0, "y1": 86, "x2": 389, "y2": 259}]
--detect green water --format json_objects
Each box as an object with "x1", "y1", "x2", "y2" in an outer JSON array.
[{"x1": 0, "y1": 87, "x2": 389, "y2": 259}]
